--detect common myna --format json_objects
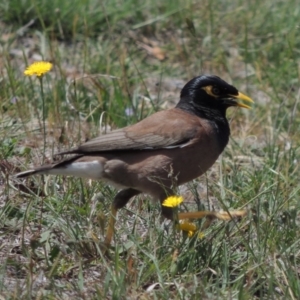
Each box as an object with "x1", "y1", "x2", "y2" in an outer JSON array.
[{"x1": 16, "y1": 75, "x2": 253, "y2": 246}]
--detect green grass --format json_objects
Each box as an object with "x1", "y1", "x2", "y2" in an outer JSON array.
[{"x1": 1, "y1": 0, "x2": 300, "y2": 298}]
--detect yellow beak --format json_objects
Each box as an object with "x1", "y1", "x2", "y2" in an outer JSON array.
[{"x1": 230, "y1": 92, "x2": 254, "y2": 109}]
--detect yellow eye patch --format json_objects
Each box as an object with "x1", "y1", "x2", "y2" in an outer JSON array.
[{"x1": 201, "y1": 85, "x2": 218, "y2": 98}]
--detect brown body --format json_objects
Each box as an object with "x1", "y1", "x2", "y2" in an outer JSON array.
[
  {"x1": 75, "y1": 109, "x2": 220, "y2": 196},
  {"x1": 24, "y1": 109, "x2": 221, "y2": 200},
  {"x1": 16, "y1": 75, "x2": 253, "y2": 246}
]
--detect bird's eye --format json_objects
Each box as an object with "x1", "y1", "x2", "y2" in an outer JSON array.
[{"x1": 212, "y1": 86, "x2": 220, "y2": 95}]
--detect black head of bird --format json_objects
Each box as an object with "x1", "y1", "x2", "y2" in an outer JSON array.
[{"x1": 178, "y1": 75, "x2": 253, "y2": 115}]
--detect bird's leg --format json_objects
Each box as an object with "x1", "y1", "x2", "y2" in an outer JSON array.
[
  {"x1": 160, "y1": 192, "x2": 246, "y2": 229},
  {"x1": 104, "y1": 188, "x2": 141, "y2": 248},
  {"x1": 178, "y1": 210, "x2": 247, "y2": 220},
  {"x1": 178, "y1": 210, "x2": 247, "y2": 228}
]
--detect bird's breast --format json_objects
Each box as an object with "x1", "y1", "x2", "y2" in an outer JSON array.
[{"x1": 173, "y1": 136, "x2": 222, "y2": 185}]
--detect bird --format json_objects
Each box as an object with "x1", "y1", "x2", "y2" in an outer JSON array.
[{"x1": 16, "y1": 75, "x2": 253, "y2": 247}]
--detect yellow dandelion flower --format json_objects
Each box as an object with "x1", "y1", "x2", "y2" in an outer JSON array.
[
  {"x1": 177, "y1": 221, "x2": 197, "y2": 233},
  {"x1": 177, "y1": 221, "x2": 205, "y2": 238},
  {"x1": 177, "y1": 221, "x2": 206, "y2": 239},
  {"x1": 162, "y1": 195, "x2": 183, "y2": 208},
  {"x1": 24, "y1": 61, "x2": 53, "y2": 77}
]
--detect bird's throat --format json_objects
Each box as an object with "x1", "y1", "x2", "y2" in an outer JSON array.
[{"x1": 176, "y1": 101, "x2": 230, "y2": 151}]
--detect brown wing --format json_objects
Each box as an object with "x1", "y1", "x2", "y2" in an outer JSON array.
[{"x1": 60, "y1": 108, "x2": 202, "y2": 154}]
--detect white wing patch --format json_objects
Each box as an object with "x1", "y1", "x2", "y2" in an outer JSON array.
[
  {"x1": 141, "y1": 139, "x2": 192, "y2": 150},
  {"x1": 48, "y1": 160, "x2": 103, "y2": 180},
  {"x1": 163, "y1": 139, "x2": 193, "y2": 149}
]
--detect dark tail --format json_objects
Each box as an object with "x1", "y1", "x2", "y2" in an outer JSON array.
[{"x1": 15, "y1": 155, "x2": 83, "y2": 178}]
